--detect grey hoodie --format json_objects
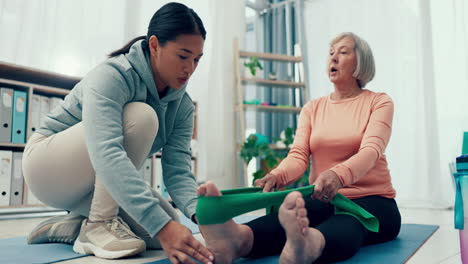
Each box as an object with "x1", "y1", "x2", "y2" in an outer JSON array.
[{"x1": 36, "y1": 40, "x2": 198, "y2": 237}]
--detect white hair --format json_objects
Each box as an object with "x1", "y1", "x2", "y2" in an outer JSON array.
[{"x1": 330, "y1": 32, "x2": 375, "y2": 88}]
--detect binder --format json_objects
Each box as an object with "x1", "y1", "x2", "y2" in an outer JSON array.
[
  {"x1": 138, "y1": 158, "x2": 152, "y2": 185},
  {"x1": 39, "y1": 96, "x2": 50, "y2": 123},
  {"x1": 0, "y1": 150, "x2": 12, "y2": 206},
  {"x1": 28, "y1": 94, "x2": 41, "y2": 138},
  {"x1": 138, "y1": 165, "x2": 145, "y2": 180},
  {"x1": 11, "y1": 90, "x2": 28, "y2": 143},
  {"x1": 191, "y1": 159, "x2": 196, "y2": 178},
  {"x1": 0, "y1": 88, "x2": 13, "y2": 143},
  {"x1": 49, "y1": 97, "x2": 63, "y2": 114},
  {"x1": 152, "y1": 156, "x2": 163, "y2": 195},
  {"x1": 9, "y1": 152, "x2": 24, "y2": 206},
  {"x1": 24, "y1": 182, "x2": 41, "y2": 206},
  {"x1": 143, "y1": 158, "x2": 152, "y2": 185}
]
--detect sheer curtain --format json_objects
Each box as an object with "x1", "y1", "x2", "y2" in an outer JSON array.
[
  {"x1": 258, "y1": 1, "x2": 299, "y2": 141},
  {"x1": 431, "y1": 0, "x2": 468, "y2": 205},
  {"x1": 0, "y1": 0, "x2": 245, "y2": 188},
  {"x1": 187, "y1": 0, "x2": 245, "y2": 188},
  {"x1": 0, "y1": 0, "x2": 127, "y2": 76},
  {"x1": 302, "y1": 0, "x2": 467, "y2": 208}
]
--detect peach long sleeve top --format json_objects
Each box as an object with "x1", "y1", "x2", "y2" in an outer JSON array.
[{"x1": 270, "y1": 89, "x2": 396, "y2": 199}]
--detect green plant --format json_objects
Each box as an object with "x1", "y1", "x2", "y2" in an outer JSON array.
[
  {"x1": 272, "y1": 127, "x2": 294, "y2": 147},
  {"x1": 243, "y1": 56, "x2": 263, "y2": 76},
  {"x1": 240, "y1": 129, "x2": 296, "y2": 186}
]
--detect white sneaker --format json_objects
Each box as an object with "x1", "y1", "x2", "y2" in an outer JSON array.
[
  {"x1": 27, "y1": 213, "x2": 85, "y2": 244},
  {"x1": 73, "y1": 217, "x2": 146, "y2": 259}
]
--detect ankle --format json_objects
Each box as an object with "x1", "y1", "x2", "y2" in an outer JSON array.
[
  {"x1": 86, "y1": 219, "x2": 103, "y2": 227},
  {"x1": 309, "y1": 228, "x2": 325, "y2": 255},
  {"x1": 237, "y1": 225, "x2": 254, "y2": 258},
  {"x1": 87, "y1": 217, "x2": 114, "y2": 224}
]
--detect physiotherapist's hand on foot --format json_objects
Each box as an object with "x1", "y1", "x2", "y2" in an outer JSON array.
[
  {"x1": 157, "y1": 220, "x2": 214, "y2": 264},
  {"x1": 254, "y1": 173, "x2": 278, "y2": 192},
  {"x1": 312, "y1": 170, "x2": 343, "y2": 203}
]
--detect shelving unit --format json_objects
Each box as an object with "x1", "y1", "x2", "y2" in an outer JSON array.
[
  {"x1": 242, "y1": 104, "x2": 302, "y2": 113},
  {"x1": 0, "y1": 62, "x2": 198, "y2": 218},
  {"x1": 0, "y1": 206, "x2": 67, "y2": 220},
  {"x1": 234, "y1": 39, "x2": 308, "y2": 186},
  {"x1": 0, "y1": 63, "x2": 80, "y2": 218},
  {"x1": 238, "y1": 51, "x2": 303, "y2": 62},
  {"x1": 241, "y1": 77, "x2": 305, "y2": 87},
  {"x1": 0, "y1": 143, "x2": 26, "y2": 149}
]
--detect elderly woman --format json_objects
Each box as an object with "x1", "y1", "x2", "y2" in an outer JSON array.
[{"x1": 197, "y1": 32, "x2": 401, "y2": 264}]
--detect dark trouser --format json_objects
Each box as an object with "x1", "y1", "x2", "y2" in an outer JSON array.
[{"x1": 245, "y1": 195, "x2": 401, "y2": 263}]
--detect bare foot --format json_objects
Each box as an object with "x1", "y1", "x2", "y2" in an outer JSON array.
[
  {"x1": 197, "y1": 181, "x2": 253, "y2": 264},
  {"x1": 279, "y1": 192, "x2": 325, "y2": 264}
]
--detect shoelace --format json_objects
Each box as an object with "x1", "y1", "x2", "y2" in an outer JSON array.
[{"x1": 108, "y1": 217, "x2": 137, "y2": 239}]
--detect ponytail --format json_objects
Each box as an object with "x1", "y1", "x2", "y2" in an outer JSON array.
[
  {"x1": 108, "y1": 36, "x2": 146, "y2": 58},
  {"x1": 107, "y1": 3, "x2": 206, "y2": 58}
]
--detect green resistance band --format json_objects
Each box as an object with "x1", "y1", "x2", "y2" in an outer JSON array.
[{"x1": 196, "y1": 185, "x2": 379, "y2": 233}]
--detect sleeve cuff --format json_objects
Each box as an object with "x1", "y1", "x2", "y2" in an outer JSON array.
[
  {"x1": 138, "y1": 205, "x2": 173, "y2": 238},
  {"x1": 330, "y1": 164, "x2": 353, "y2": 186},
  {"x1": 182, "y1": 198, "x2": 197, "y2": 220},
  {"x1": 270, "y1": 168, "x2": 287, "y2": 188}
]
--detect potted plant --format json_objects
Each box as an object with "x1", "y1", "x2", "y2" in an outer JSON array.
[
  {"x1": 240, "y1": 128, "x2": 295, "y2": 186},
  {"x1": 243, "y1": 56, "x2": 263, "y2": 77},
  {"x1": 273, "y1": 127, "x2": 294, "y2": 148}
]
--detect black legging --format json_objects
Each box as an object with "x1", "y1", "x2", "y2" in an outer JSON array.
[{"x1": 245, "y1": 195, "x2": 401, "y2": 263}]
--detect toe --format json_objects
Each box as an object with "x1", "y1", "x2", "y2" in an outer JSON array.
[
  {"x1": 296, "y1": 196, "x2": 305, "y2": 208},
  {"x1": 297, "y1": 208, "x2": 307, "y2": 218},
  {"x1": 206, "y1": 181, "x2": 222, "y2": 196},
  {"x1": 197, "y1": 185, "x2": 207, "y2": 196},
  {"x1": 283, "y1": 191, "x2": 302, "y2": 210}
]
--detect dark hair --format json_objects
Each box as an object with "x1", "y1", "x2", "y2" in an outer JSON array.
[{"x1": 108, "y1": 2, "x2": 206, "y2": 58}]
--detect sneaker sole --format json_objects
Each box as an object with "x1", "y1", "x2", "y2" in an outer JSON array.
[
  {"x1": 73, "y1": 239, "x2": 145, "y2": 259},
  {"x1": 27, "y1": 214, "x2": 83, "y2": 244}
]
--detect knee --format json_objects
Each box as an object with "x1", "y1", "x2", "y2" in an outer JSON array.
[
  {"x1": 381, "y1": 220, "x2": 401, "y2": 242},
  {"x1": 378, "y1": 207, "x2": 402, "y2": 242},
  {"x1": 122, "y1": 102, "x2": 159, "y2": 140}
]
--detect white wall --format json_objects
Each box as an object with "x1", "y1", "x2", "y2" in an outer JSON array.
[{"x1": 0, "y1": 0, "x2": 127, "y2": 76}]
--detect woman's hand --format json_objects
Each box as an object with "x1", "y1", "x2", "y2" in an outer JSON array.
[
  {"x1": 157, "y1": 220, "x2": 213, "y2": 264},
  {"x1": 312, "y1": 170, "x2": 343, "y2": 203},
  {"x1": 254, "y1": 173, "x2": 278, "y2": 192}
]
